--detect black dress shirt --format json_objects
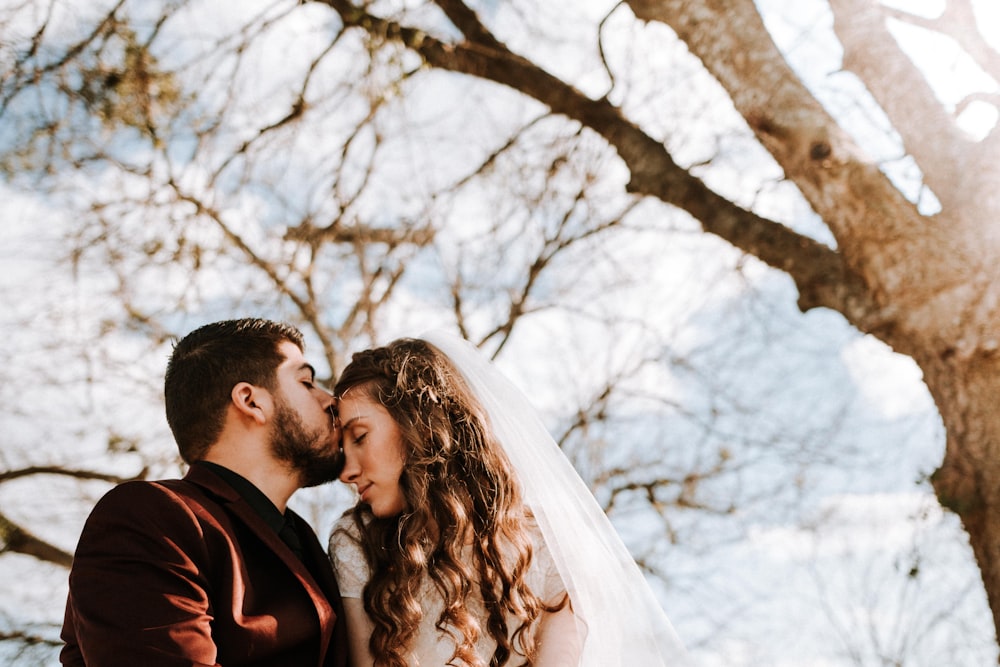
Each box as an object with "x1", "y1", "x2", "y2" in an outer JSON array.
[{"x1": 197, "y1": 461, "x2": 304, "y2": 559}]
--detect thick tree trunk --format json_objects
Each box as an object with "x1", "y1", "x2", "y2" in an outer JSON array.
[{"x1": 924, "y1": 354, "x2": 1000, "y2": 641}]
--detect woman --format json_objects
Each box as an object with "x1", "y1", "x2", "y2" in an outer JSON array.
[{"x1": 328, "y1": 333, "x2": 689, "y2": 667}]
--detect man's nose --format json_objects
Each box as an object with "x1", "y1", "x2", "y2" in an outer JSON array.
[{"x1": 319, "y1": 388, "x2": 335, "y2": 410}]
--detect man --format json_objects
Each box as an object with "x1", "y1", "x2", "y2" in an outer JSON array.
[{"x1": 60, "y1": 318, "x2": 349, "y2": 666}]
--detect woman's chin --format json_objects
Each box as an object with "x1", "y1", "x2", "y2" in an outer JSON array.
[{"x1": 369, "y1": 502, "x2": 406, "y2": 519}]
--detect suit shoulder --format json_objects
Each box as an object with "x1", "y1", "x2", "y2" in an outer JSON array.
[
  {"x1": 73, "y1": 479, "x2": 217, "y2": 566},
  {"x1": 86, "y1": 478, "x2": 219, "y2": 532},
  {"x1": 94, "y1": 477, "x2": 199, "y2": 507}
]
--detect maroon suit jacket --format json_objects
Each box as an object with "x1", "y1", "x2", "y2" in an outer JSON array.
[{"x1": 60, "y1": 463, "x2": 349, "y2": 667}]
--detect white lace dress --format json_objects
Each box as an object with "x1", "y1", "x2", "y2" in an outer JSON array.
[{"x1": 329, "y1": 515, "x2": 566, "y2": 666}]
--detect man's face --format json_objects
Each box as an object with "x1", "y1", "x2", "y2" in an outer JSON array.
[{"x1": 269, "y1": 341, "x2": 342, "y2": 487}]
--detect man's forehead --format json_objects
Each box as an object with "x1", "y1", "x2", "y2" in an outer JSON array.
[
  {"x1": 277, "y1": 340, "x2": 303, "y2": 358},
  {"x1": 277, "y1": 341, "x2": 312, "y2": 372}
]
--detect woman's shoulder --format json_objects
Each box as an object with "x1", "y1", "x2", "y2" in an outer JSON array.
[
  {"x1": 497, "y1": 511, "x2": 553, "y2": 570},
  {"x1": 519, "y1": 511, "x2": 568, "y2": 600},
  {"x1": 331, "y1": 509, "x2": 361, "y2": 531},
  {"x1": 521, "y1": 510, "x2": 546, "y2": 546},
  {"x1": 329, "y1": 509, "x2": 365, "y2": 548},
  {"x1": 328, "y1": 510, "x2": 371, "y2": 595}
]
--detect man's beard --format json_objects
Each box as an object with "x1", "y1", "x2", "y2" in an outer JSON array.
[{"x1": 270, "y1": 399, "x2": 343, "y2": 488}]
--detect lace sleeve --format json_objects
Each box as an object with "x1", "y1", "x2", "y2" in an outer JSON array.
[
  {"x1": 328, "y1": 514, "x2": 369, "y2": 599},
  {"x1": 527, "y1": 520, "x2": 567, "y2": 605}
]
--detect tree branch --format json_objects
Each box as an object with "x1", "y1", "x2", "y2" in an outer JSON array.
[
  {"x1": 626, "y1": 0, "x2": 923, "y2": 231},
  {"x1": 433, "y1": 0, "x2": 504, "y2": 49},
  {"x1": 883, "y1": 0, "x2": 1000, "y2": 85},
  {"x1": 0, "y1": 466, "x2": 145, "y2": 484},
  {"x1": 830, "y1": 0, "x2": 973, "y2": 211},
  {"x1": 0, "y1": 628, "x2": 61, "y2": 648},
  {"x1": 0, "y1": 510, "x2": 73, "y2": 568},
  {"x1": 314, "y1": 0, "x2": 884, "y2": 330},
  {"x1": 0, "y1": 0, "x2": 128, "y2": 115},
  {"x1": 284, "y1": 220, "x2": 434, "y2": 247}
]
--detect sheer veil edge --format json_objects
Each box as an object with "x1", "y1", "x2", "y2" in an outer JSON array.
[{"x1": 422, "y1": 331, "x2": 691, "y2": 667}]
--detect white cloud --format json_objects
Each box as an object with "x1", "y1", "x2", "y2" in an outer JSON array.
[
  {"x1": 749, "y1": 491, "x2": 943, "y2": 561},
  {"x1": 841, "y1": 334, "x2": 933, "y2": 419}
]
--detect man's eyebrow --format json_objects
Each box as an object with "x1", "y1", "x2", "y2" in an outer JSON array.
[{"x1": 297, "y1": 363, "x2": 316, "y2": 380}]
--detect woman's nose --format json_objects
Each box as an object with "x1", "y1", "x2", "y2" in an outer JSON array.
[{"x1": 339, "y1": 452, "x2": 358, "y2": 483}]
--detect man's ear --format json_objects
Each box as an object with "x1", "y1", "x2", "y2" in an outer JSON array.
[{"x1": 231, "y1": 382, "x2": 271, "y2": 425}]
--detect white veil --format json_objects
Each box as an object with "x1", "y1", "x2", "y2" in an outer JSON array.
[{"x1": 422, "y1": 331, "x2": 691, "y2": 667}]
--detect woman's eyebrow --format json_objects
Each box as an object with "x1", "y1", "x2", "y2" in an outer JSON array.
[{"x1": 341, "y1": 415, "x2": 364, "y2": 428}]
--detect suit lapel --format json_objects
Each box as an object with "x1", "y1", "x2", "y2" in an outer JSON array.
[
  {"x1": 288, "y1": 508, "x2": 342, "y2": 663},
  {"x1": 183, "y1": 465, "x2": 336, "y2": 664}
]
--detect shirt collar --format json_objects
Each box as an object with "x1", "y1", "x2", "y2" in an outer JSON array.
[{"x1": 197, "y1": 460, "x2": 286, "y2": 536}]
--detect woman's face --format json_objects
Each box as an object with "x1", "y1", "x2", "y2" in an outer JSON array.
[{"x1": 337, "y1": 391, "x2": 408, "y2": 517}]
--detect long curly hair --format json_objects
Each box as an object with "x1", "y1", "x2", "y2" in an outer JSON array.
[{"x1": 333, "y1": 338, "x2": 560, "y2": 667}]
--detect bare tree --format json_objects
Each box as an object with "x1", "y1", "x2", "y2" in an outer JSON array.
[{"x1": 0, "y1": 0, "x2": 994, "y2": 664}]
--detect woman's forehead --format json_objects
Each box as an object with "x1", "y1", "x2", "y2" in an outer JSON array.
[{"x1": 337, "y1": 392, "x2": 390, "y2": 423}]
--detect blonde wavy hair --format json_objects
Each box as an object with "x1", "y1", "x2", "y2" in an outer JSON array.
[{"x1": 333, "y1": 338, "x2": 562, "y2": 667}]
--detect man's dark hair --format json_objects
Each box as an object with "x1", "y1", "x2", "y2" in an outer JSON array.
[{"x1": 164, "y1": 318, "x2": 305, "y2": 463}]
